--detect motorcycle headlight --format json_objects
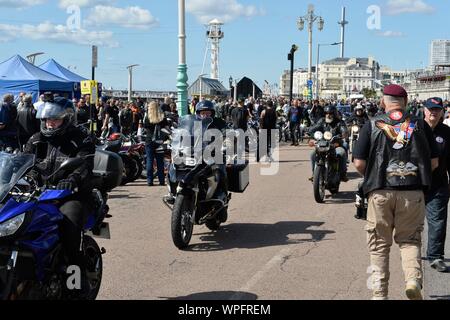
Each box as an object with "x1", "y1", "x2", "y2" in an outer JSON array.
[
  {"x1": 314, "y1": 131, "x2": 324, "y2": 141},
  {"x1": 352, "y1": 126, "x2": 359, "y2": 133},
  {"x1": 0, "y1": 213, "x2": 25, "y2": 238},
  {"x1": 324, "y1": 131, "x2": 333, "y2": 141}
]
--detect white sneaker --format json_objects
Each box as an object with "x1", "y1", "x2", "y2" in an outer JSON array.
[
  {"x1": 430, "y1": 259, "x2": 448, "y2": 273},
  {"x1": 371, "y1": 296, "x2": 388, "y2": 300},
  {"x1": 405, "y1": 280, "x2": 423, "y2": 300}
]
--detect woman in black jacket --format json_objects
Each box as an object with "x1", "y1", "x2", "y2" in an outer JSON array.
[{"x1": 144, "y1": 101, "x2": 169, "y2": 186}]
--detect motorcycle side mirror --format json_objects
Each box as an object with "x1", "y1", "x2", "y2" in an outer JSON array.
[{"x1": 46, "y1": 156, "x2": 91, "y2": 181}]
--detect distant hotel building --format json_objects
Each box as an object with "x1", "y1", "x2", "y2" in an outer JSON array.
[{"x1": 430, "y1": 40, "x2": 450, "y2": 68}]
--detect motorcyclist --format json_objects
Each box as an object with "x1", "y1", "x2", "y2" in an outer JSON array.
[
  {"x1": 346, "y1": 104, "x2": 369, "y2": 126},
  {"x1": 23, "y1": 95, "x2": 95, "y2": 293},
  {"x1": 308, "y1": 105, "x2": 349, "y2": 182},
  {"x1": 166, "y1": 100, "x2": 229, "y2": 218},
  {"x1": 366, "y1": 102, "x2": 380, "y2": 118}
]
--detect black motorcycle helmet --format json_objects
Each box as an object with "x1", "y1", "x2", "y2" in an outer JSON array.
[
  {"x1": 324, "y1": 105, "x2": 337, "y2": 124},
  {"x1": 354, "y1": 104, "x2": 364, "y2": 115},
  {"x1": 36, "y1": 96, "x2": 76, "y2": 138},
  {"x1": 366, "y1": 102, "x2": 378, "y2": 116},
  {"x1": 195, "y1": 100, "x2": 216, "y2": 119},
  {"x1": 323, "y1": 105, "x2": 337, "y2": 116}
]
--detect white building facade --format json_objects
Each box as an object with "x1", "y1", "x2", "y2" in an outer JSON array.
[{"x1": 430, "y1": 40, "x2": 450, "y2": 67}]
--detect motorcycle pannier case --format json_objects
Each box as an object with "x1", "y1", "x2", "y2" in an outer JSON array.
[
  {"x1": 93, "y1": 150, "x2": 124, "y2": 190},
  {"x1": 226, "y1": 160, "x2": 249, "y2": 193}
]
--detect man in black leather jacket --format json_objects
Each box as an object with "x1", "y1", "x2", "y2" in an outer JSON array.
[
  {"x1": 24, "y1": 96, "x2": 95, "y2": 287},
  {"x1": 308, "y1": 105, "x2": 349, "y2": 182}
]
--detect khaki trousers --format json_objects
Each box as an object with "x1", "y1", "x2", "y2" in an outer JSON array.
[{"x1": 366, "y1": 190, "x2": 425, "y2": 297}]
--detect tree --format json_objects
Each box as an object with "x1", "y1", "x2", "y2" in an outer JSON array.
[{"x1": 362, "y1": 88, "x2": 377, "y2": 99}]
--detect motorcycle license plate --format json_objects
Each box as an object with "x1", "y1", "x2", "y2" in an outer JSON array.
[{"x1": 185, "y1": 157, "x2": 197, "y2": 167}]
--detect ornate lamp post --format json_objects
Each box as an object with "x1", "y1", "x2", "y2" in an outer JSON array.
[
  {"x1": 297, "y1": 4, "x2": 324, "y2": 86},
  {"x1": 177, "y1": 0, "x2": 188, "y2": 116}
]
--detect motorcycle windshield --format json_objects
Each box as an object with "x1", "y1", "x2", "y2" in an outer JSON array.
[
  {"x1": 0, "y1": 152, "x2": 35, "y2": 203},
  {"x1": 171, "y1": 115, "x2": 213, "y2": 165}
]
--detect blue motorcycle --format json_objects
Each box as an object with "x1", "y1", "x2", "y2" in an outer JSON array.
[{"x1": 0, "y1": 150, "x2": 123, "y2": 300}]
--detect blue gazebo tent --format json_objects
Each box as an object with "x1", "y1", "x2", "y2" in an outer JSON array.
[
  {"x1": 0, "y1": 55, "x2": 74, "y2": 102},
  {"x1": 39, "y1": 59, "x2": 88, "y2": 99},
  {"x1": 39, "y1": 59, "x2": 87, "y2": 82}
]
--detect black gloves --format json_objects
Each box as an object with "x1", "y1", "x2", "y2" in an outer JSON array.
[{"x1": 56, "y1": 178, "x2": 77, "y2": 191}]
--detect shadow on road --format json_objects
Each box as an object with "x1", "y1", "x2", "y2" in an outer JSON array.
[
  {"x1": 347, "y1": 172, "x2": 362, "y2": 180},
  {"x1": 429, "y1": 295, "x2": 450, "y2": 300},
  {"x1": 187, "y1": 221, "x2": 335, "y2": 252},
  {"x1": 109, "y1": 194, "x2": 144, "y2": 200},
  {"x1": 326, "y1": 191, "x2": 356, "y2": 204},
  {"x1": 161, "y1": 291, "x2": 258, "y2": 300},
  {"x1": 277, "y1": 160, "x2": 309, "y2": 164}
]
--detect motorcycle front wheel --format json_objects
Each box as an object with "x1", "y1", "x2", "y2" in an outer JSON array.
[
  {"x1": 313, "y1": 165, "x2": 326, "y2": 203},
  {"x1": 171, "y1": 194, "x2": 194, "y2": 250},
  {"x1": 80, "y1": 235, "x2": 103, "y2": 300}
]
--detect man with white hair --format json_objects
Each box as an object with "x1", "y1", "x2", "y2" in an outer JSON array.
[{"x1": 17, "y1": 94, "x2": 40, "y2": 149}]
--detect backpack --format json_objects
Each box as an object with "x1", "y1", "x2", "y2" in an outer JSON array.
[
  {"x1": 234, "y1": 107, "x2": 247, "y2": 130},
  {"x1": 263, "y1": 108, "x2": 277, "y2": 129},
  {"x1": 119, "y1": 108, "x2": 133, "y2": 127}
]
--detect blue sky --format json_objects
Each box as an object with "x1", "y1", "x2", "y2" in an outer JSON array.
[{"x1": 0, "y1": 0, "x2": 448, "y2": 91}]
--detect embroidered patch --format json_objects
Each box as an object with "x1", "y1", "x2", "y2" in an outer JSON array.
[
  {"x1": 376, "y1": 116, "x2": 416, "y2": 150},
  {"x1": 386, "y1": 161, "x2": 418, "y2": 180},
  {"x1": 389, "y1": 111, "x2": 403, "y2": 121},
  {"x1": 436, "y1": 136, "x2": 444, "y2": 144}
]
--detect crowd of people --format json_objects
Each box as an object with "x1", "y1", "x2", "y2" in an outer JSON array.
[{"x1": 1, "y1": 87, "x2": 450, "y2": 300}]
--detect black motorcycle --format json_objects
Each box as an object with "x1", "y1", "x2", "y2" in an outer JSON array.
[
  {"x1": 163, "y1": 116, "x2": 248, "y2": 249},
  {"x1": 312, "y1": 131, "x2": 342, "y2": 203},
  {"x1": 348, "y1": 120, "x2": 363, "y2": 155}
]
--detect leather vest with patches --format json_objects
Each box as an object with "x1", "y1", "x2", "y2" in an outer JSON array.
[{"x1": 362, "y1": 111, "x2": 432, "y2": 195}]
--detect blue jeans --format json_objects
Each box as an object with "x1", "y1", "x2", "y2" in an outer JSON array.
[
  {"x1": 310, "y1": 147, "x2": 347, "y2": 176},
  {"x1": 426, "y1": 187, "x2": 449, "y2": 261},
  {"x1": 146, "y1": 143, "x2": 165, "y2": 185}
]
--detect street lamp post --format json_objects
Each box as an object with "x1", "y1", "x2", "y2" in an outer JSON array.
[
  {"x1": 127, "y1": 64, "x2": 139, "y2": 102},
  {"x1": 288, "y1": 45, "x2": 299, "y2": 105},
  {"x1": 316, "y1": 42, "x2": 342, "y2": 99},
  {"x1": 297, "y1": 4, "x2": 324, "y2": 86},
  {"x1": 177, "y1": 0, "x2": 189, "y2": 116},
  {"x1": 26, "y1": 52, "x2": 44, "y2": 65}
]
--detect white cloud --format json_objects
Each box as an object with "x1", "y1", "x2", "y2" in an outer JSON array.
[
  {"x1": 58, "y1": 0, "x2": 113, "y2": 9},
  {"x1": 0, "y1": 0, "x2": 46, "y2": 8},
  {"x1": 0, "y1": 21, "x2": 118, "y2": 47},
  {"x1": 86, "y1": 5, "x2": 158, "y2": 29},
  {"x1": 377, "y1": 30, "x2": 405, "y2": 37},
  {"x1": 386, "y1": 0, "x2": 434, "y2": 15},
  {"x1": 186, "y1": 0, "x2": 264, "y2": 24}
]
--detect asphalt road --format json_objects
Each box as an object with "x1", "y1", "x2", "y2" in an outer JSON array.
[{"x1": 96, "y1": 143, "x2": 414, "y2": 300}]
